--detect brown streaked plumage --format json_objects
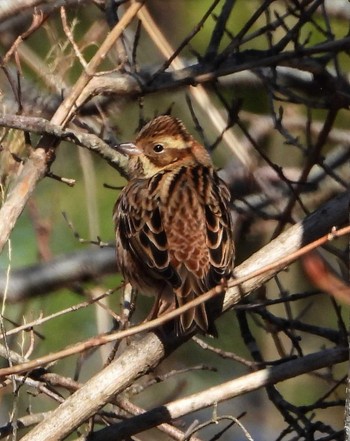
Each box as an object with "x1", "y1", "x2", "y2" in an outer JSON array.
[{"x1": 113, "y1": 115, "x2": 234, "y2": 334}]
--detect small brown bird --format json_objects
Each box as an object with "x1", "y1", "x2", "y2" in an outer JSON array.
[{"x1": 113, "y1": 115, "x2": 234, "y2": 334}]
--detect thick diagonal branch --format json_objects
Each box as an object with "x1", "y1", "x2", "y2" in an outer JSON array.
[{"x1": 19, "y1": 190, "x2": 349, "y2": 441}]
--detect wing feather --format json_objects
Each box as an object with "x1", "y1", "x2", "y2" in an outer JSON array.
[{"x1": 115, "y1": 177, "x2": 181, "y2": 289}]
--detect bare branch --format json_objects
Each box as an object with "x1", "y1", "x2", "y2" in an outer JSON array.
[
  {"x1": 7, "y1": 190, "x2": 349, "y2": 441},
  {"x1": 71, "y1": 347, "x2": 349, "y2": 440}
]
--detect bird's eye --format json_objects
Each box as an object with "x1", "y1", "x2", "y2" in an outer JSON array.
[{"x1": 153, "y1": 144, "x2": 164, "y2": 153}]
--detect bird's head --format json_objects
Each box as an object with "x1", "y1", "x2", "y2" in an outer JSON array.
[{"x1": 116, "y1": 115, "x2": 212, "y2": 179}]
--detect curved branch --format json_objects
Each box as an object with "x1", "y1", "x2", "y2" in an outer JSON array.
[
  {"x1": 0, "y1": 0, "x2": 88, "y2": 23},
  {"x1": 0, "y1": 114, "x2": 129, "y2": 174},
  {"x1": 18, "y1": 190, "x2": 349, "y2": 441},
  {"x1": 80, "y1": 346, "x2": 347, "y2": 441}
]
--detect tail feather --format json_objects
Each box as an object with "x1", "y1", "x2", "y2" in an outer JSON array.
[
  {"x1": 176, "y1": 274, "x2": 210, "y2": 334},
  {"x1": 153, "y1": 272, "x2": 216, "y2": 335}
]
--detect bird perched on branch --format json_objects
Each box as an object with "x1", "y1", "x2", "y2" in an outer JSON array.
[{"x1": 113, "y1": 115, "x2": 234, "y2": 334}]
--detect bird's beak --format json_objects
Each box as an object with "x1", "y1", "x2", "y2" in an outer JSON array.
[{"x1": 115, "y1": 142, "x2": 142, "y2": 156}]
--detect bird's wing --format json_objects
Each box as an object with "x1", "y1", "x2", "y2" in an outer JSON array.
[
  {"x1": 206, "y1": 174, "x2": 235, "y2": 282},
  {"x1": 114, "y1": 178, "x2": 181, "y2": 289}
]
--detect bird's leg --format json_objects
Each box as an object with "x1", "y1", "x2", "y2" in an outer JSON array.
[
  {"x1": 146, "y1": 285, "x2": 175, "y2": 322},
  {"x1": 120, "y1": 282, "x2": 137, "y2": 330},
  {"x1": 145, "y1": 290, "x2": 163, "y2": 321},
  {"x1": 105, "y1": 283, "x2": 137, "y2": 365}
]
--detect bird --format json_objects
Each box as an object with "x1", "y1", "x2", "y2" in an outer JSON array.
[{"x1": 113, "y1": 115, "x2": 234, "y2": 334}]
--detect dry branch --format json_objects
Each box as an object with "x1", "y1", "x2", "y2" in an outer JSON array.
[
  {"x1": 2, "y1": 221, "x2": 349, "y2": 380},
  {"x1": 15, "y1": 190, "x2": 349, "y2": 441},
  {"x1": 0, "y1": 114, "x2": 129, "y2": 173},
  {"x1": 78, "y1": 346, "x2": 347, "y2": 441},
  {"x1": 0, "y1": 0, "x2": 87, "y2": 22},
  {"x1": 0, "y1": 2, "x2": 350, "y2": 439},
  {"x1": 0, "y1": 1, "x2": 144, "y2": 254},
  {"x1": 0, "y1": 247, "x2": 116, "y2": 303}
]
